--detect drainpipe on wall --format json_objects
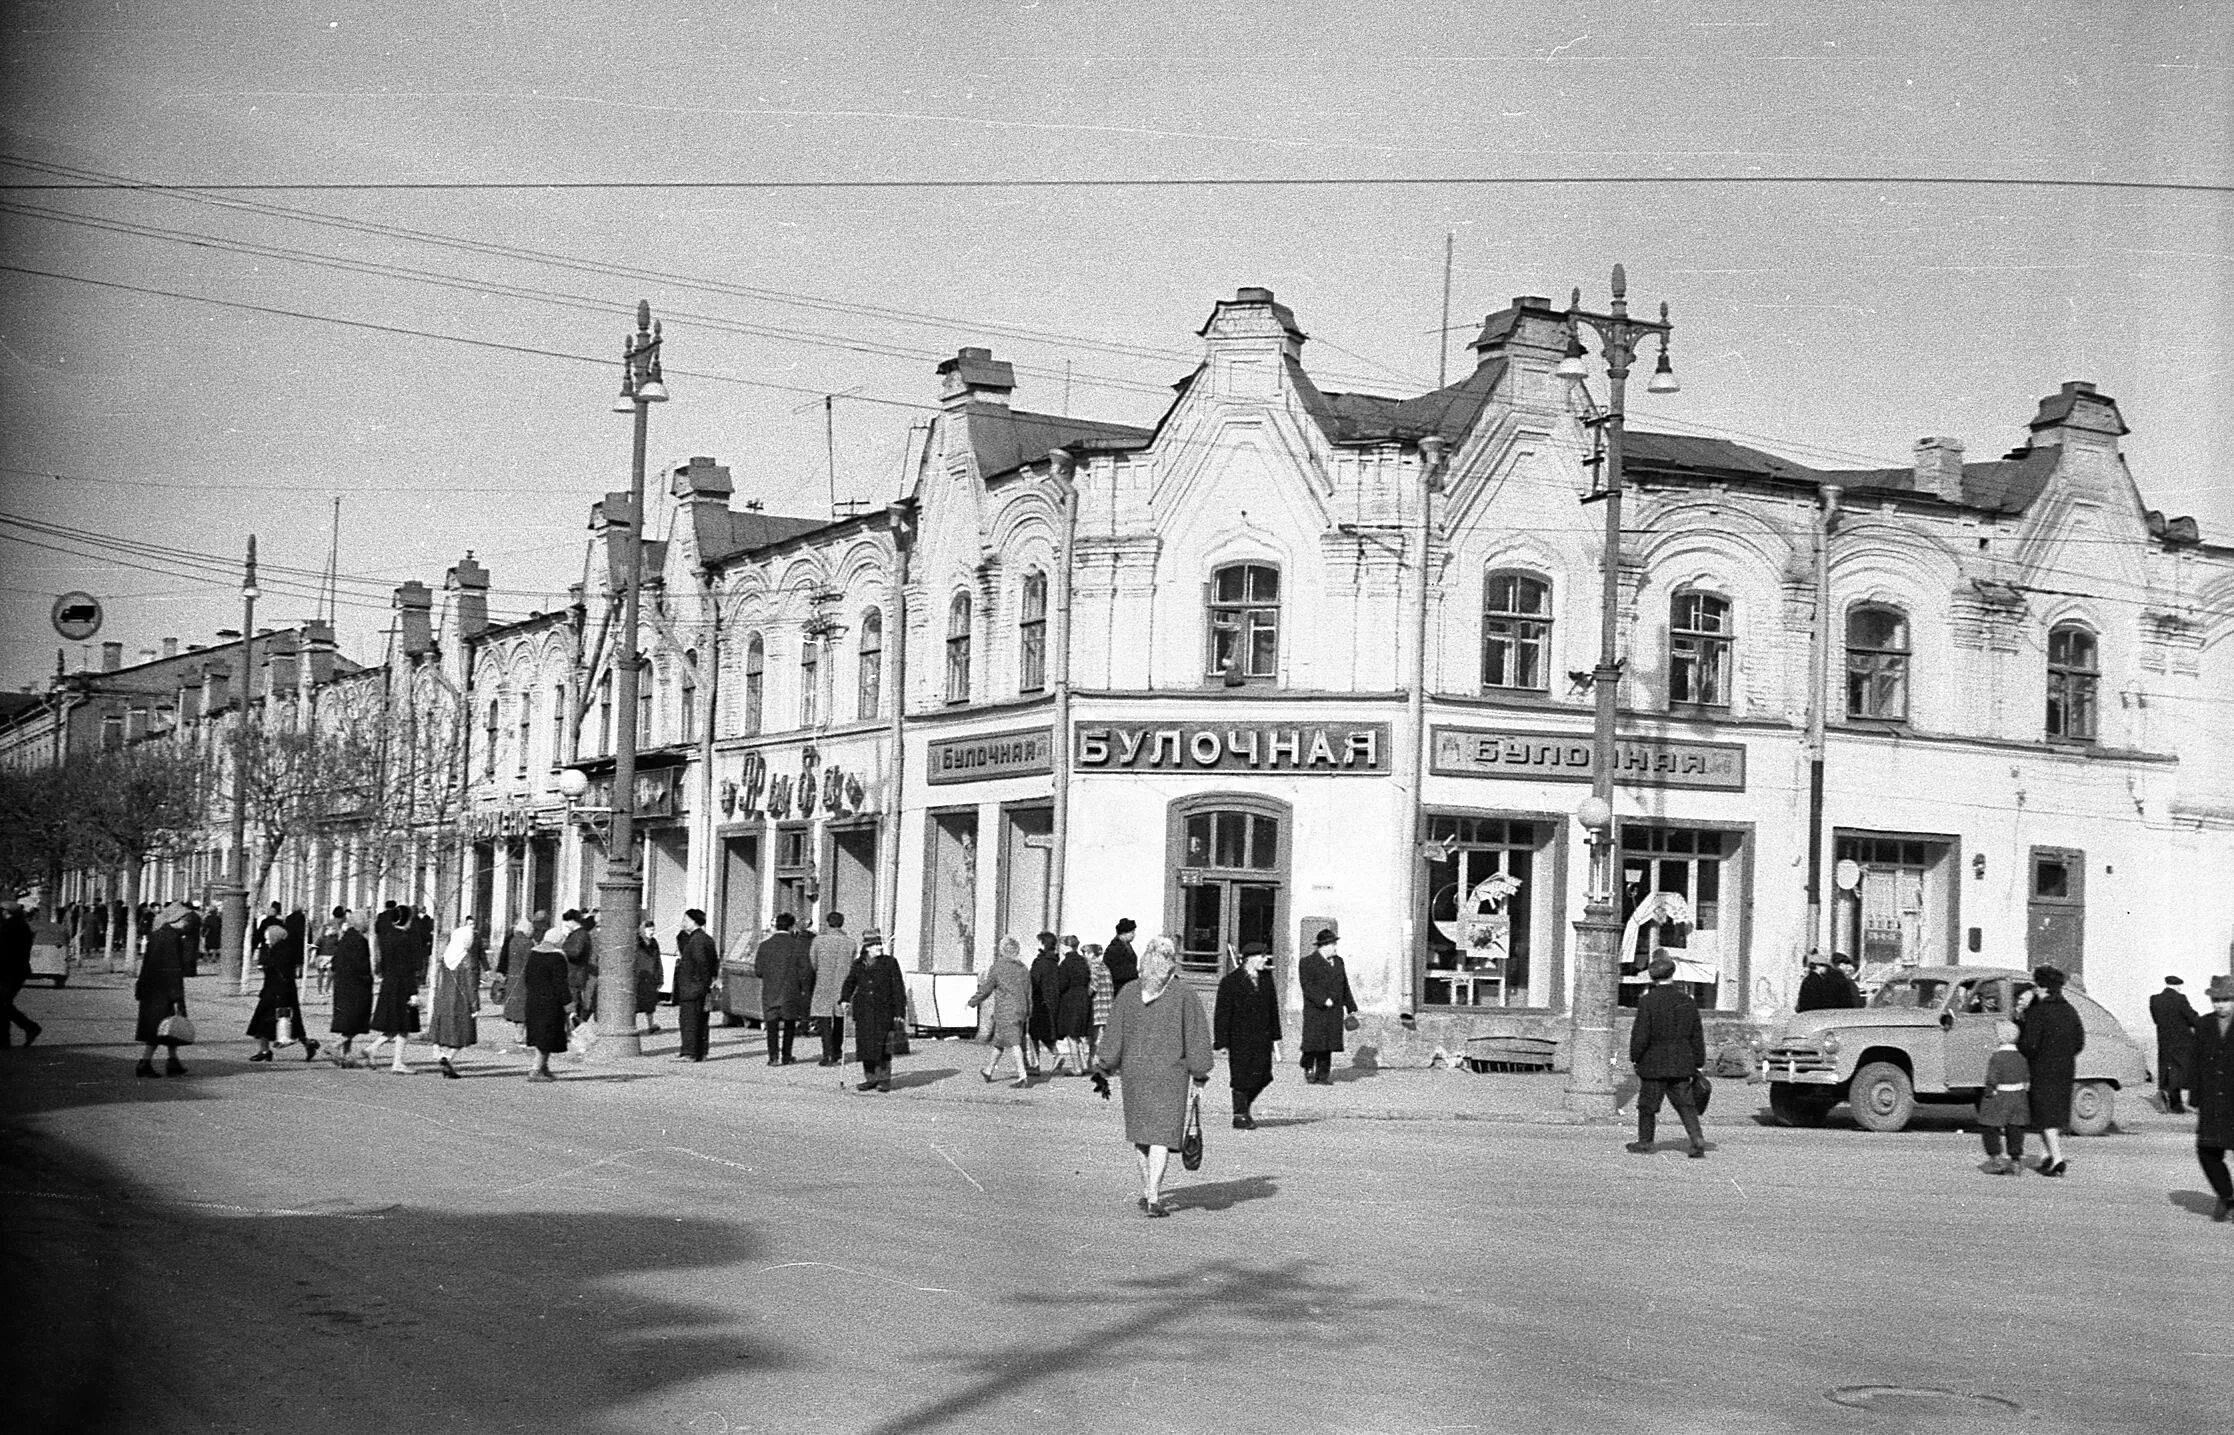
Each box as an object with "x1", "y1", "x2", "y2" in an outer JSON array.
[
  {"x1": 695, "y1": 576, "x2": 721, "y2": 921},
  {"x1": 1044, "y1": 449, "x2": 1081, "y2": 936},
  {"x1": 1401, "y1": 437, "x2": 1451, "y2": 998},
  {"x1": 1806, "y1": 483, "x2": 1843, "y2": 958},
  {"x1": 881, "y1": 499, "x2": 916, "y2": 959}
]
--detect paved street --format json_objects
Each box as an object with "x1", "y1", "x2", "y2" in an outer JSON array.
[{"x1": 1, "y1": 973, "x2": 2221, "y2": 1435}]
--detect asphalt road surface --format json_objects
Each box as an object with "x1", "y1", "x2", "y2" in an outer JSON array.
[{"x1": 1, "y1": 976, "x2": 2221, "y2": 1435}]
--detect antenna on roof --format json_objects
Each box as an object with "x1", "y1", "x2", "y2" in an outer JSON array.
[{"x1": 1437, "y1": 231, "x2": 1454, "y2": 389}]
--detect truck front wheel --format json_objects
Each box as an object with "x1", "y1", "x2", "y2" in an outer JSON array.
[
  {"x1": 2067, "y1": 1081, "x2": 2115, "y2": 1137},
  {"x1": 1849, "y1": 1061, "x2": 1916, "y2": 1133}
]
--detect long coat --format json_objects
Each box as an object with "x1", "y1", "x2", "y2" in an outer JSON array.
[
  {"x1": 1629, "y1": 982, "x2": 1707, "y2": 1080},
  {"x1": 370, "y1": 932, "x2": 423, "y2": 1037},
  {"x1": 1054, "y1": 950, "x2": 1093, "y2": 1039},
  {"x1": 968, "y1": 954, "x2": 1032, "y2": 1049},
  {"x1": 2190, "y1": 1009, "x2": 2234, "y2": 1148},
  {"x1": 1103, "y1": 936, "x2": 1139, "y2": 994},
  {"x1": 756, "y1": 932, "x2": 812, "y2": 1020},
  {"x1": 1029, "y1": 948, "x2": 1061, "y2": 1047},
  {"x1": 1297, "y1": 950, "x2": 1357, "y2": 1054},
  {"x1": 330, "y1": 927, "x2": 374, "y2": 1037},
  {"x1": 425, "y1": 956, "x2": 479, "y2": 1049},
  {"x1": 2151, "y1": 987, "x2": 2198, "y2": 1074},
  {"x1": 2017, "y1": 991, "x2": 2087, "y2": 1130},
  {"x1": 840, "y1": 950, "x2": 907, "y2": 1068},
  {"x1": 1214, "y1": 965, "x2": 1281, "y2": 1096},
  {"x1": 245, "y1": 928, "x2": 306, "y2": 1041},
  {"x1": 672, "y1": 928, "x2": 718, "y2": 1002},
  {"x1": 1098, "y1": 981, "x2": 1214, "y2": 1147},
  {"x1": 499, "y1": 931, "x2": 533, "y2": 1024},
  {"x1": 634, "y1": 936, "x2": 663, "y2": 1016},
  {"x1": 807, "y1": 932, "x2": 857, "y2": 1020},
  {"x1": 135, "y1": 925, "x2": 190, "y2": 1045},
  {"x1": 522, "y1": 947, "x2": 572, "y2": 1055}
]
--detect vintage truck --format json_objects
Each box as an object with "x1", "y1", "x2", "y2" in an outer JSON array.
[{"x1": 1758, "y1": 965, "x2": 2148, "y2": 1135}]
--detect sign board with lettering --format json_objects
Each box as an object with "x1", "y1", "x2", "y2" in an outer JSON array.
[
  {"x1": 927, "y1": 727, "x2": 1055, "y2": 785},
  {"x1": 1075, "y1": 722, "x2": 1390, "y2": 775},
  {"x1": 1429, "y1": 725, "x2": 1746, "y2": 791},
  {"x1": 587, "y1": 766, "x2": 687, "y2": 817}
]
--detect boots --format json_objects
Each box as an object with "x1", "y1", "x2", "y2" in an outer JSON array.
[
  {"x1": 136, "y1": 1057, "x2": 156, "y2": 1078},
  {"x1": 164, "y1": 1053, "x2": 187, "y2": 1076}
]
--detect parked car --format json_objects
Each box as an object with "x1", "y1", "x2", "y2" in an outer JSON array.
[
  {"x1": 28, "y1": 916, "x2": 70, "y2": 987},
  {"x1": 1758, "y1": 965, "x2": 2146, "y2": 1135}
]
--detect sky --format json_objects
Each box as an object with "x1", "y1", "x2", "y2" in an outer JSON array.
[{"x1": 2, "y1": 0, "x2": 2228, "y2": 693}]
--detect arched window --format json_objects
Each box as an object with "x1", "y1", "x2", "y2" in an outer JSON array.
[
  {"x1": 515, "y1": 691, "x2": 533, "y2": 775},
  {"x1": 597, "y1": 672, "x2": 614, "y2": 753},
  {"x1": 1845, "y1": 604, "x2": 1910, "y2": 720},
  {"x1": 1482, "y1": 571, "x2": 1552, "y2": 691},
  {"x1": 857, "y1": 608, "x2": 883, "y2": 720},
  {"x1": 1019, "y1": 570, "x2": 1048, "y2": 693},
  {"x1": 743, "y1": 634, "x2": 765, "y2": 736},
  {"x1": 550, "y1": 684, "x2": 567, "y2": 768},
  {"x1": 800, "y1": 636, "x2": 821, "y2": 729},
  {"x1": 2046, "y1": 622, "x2": 2098, "y2": 741},
  {"x1": 1206, "y1": 563, "x2": 1280, "y2": 681},
  {"x1": 1668, "y1": 589, "x2": 1732, "y2": 707},
  {"x1": 483, "y1": 698, "x2": 500, "y2": 776},
  {"x1": 946, "y1": 591, "x2": 973, "y2": 704},
  {"x1": 679, "y1": 649, "x2": 698, "y2": 743},
  {"x1": 635, "y1": 652, "x2": 652, "y2": 744}
]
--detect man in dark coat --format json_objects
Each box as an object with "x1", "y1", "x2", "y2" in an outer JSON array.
[
  {"x1": 1214, "y1": 941, "x2": 1281, "y2": 1128},
  {"x1": 2189, "y1": 974, "x2": 2234, "y2": 1222},
  {"x1": 672, "y1": 909, "x2": 719, "y2": 1063},
  {"x1": 1796, "y1": 950, "x2": 1860, "y2": 1012},
  {"x1": 328, "y1": 909, "x2": 375, "y2": 1064},
  {"x1": 755, "y1": 912, "x2": 811, "y2": 1065},
  {"x1": 559, "y1": 910, "x2": 596, "y2": 1030},
  {"x1": 1296, "y1": 928, "x2": 1356, "y2": 1086},
  {"x1": 839, "y1": 929, "x2": 907, "y2": 1091},
  {"x1": 1629, "y1": 956, "x2": 1709, "y2": 1157},
  {"x1": 1104, "y1": 919, "x2": 1139, "y2": 995},
  {"x1": 2150, "y1": 975, "x2": 2199, "y2": 1114},
  {"x1": 1, "y1": 898, "x2": 41, "y2": 1048}
]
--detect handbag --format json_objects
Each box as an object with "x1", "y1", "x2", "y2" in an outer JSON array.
[
  {"x1": 275, "y1": 1007, "x2": 294, "y2": 1045},
  {"x1": 1180, "y1": 1088, "x2": 1204, "y2": 1171},
  {"x1": 1691, "y1": 1072, "x2": 1713, "y2": 1113},
  {"x1": 1342, "y1": 1013, "x2": 1360, "y2": 1032},
  {"x1": 156, "y1": 1007, "x2": 197, "y2": 1046}
]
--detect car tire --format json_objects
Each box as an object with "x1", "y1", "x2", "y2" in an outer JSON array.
[
  {"x1": 1849, "y1": 1061, "x2": 1915, "y2": 1133},
  {"x1": 1769, "y1": 1082, "x2": 1833, "y2": 1127},
  {"x1": 2067, "y1": 1080, "x2": 2115, "y2": 1137}
]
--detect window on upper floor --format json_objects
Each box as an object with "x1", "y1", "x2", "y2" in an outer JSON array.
[
  {"x1": 858, "y1": 609, "x2": 883, "y2": 721},
  {"x1": 680, "y1": 649, "x2": 698, "y2": 744},
  {"x1": 598, "y1": 672, "x2": 614, "y2": 753},
  {"x1": 1482, "y1": 571, "x2": 1552, "y2": 692},
  {"x1": 743, "y1": 634, "x2": 765, "y2": 736},
  {"x1": 635, "y1": 653, "x2": 652, "y2": 744},
  {"x1": 2046, "y1": 622, "x2": 2098, "y2": 742},
  {"x1": 550, "y1": 685, "x2": 568, "y2": 768},
  {"x1": 1207, "y1": 563, "x2": 1280, "y2": 682},
  {"x1": 1845, "y1": 604, "x2": 1910, "y2": 721},
  {"x1": 1668, "y1": 589, "x2": 1732, "y2": 708},
  {"x1": 484, "y1": 699, "x2": 500, "y2": 776},
  {"x1": 800, "y1": 637, "x2": 821, "y2": 729},
  {"x1": 946, "y1": 591, "x2": 974, "y2": 704},
  {"x1": 516, "y1": 693, "x2": 532, "y2": 775},
  {"x1": 1019, "y1": 571, "x2": 1048, "y2": 693}
]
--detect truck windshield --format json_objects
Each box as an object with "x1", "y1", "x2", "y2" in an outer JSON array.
[{"x1": 1871, "y1": 979, "x2": 1949, "y2": 1010}]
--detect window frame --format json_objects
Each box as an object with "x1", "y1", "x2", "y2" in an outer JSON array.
[
  {"x1": 945, "y1": 590, "x2": 974, "y2": 705},
  {"x1": 1843, "y1": 602, "x2": 1911, "y2": 722},
  {"x1": 1018, "y1": 570, "x2": 1048, "y2": 694},
  {"x1": 857, "y1": 608, "x2": 883, "y2": 721},
  {"x1": 679, "y1": 649, "x2": 698, "y2": 744},
  {"x1": 2045, "y1": 621, "x2": 2099, "y2": 742},
  {"x1": 799, "y1": 635, "x2": 821, "y2": 730},
  {"x1": 1481, "y1": 570, "x2": 1553, "y2": 693},
  {"x1": 1668, "y1": 588, "x2": 1733, "y2": 708},
  {"x1": 1205, "y1": 562, "x2": 1282, "y2": 683},
  {"x1": 743, "y1": 633, "x2": 765, "y2": 737}
]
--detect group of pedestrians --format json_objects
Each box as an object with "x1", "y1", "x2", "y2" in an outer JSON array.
[
  {"x1": 746, "y1": 912, "x2": 906, "y2": 1089},
  {"x1": 2151, "y1": 971, "x2": 2234, "y2": 1221}
]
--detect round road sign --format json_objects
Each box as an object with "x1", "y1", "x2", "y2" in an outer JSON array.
[{"x1": 51, "y1": 592, "x2": 103, "y2": 641}]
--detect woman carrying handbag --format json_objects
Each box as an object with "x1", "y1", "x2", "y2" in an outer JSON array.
[
  {"x1": 134, "y1": 902, "x2": 194, "y2": 1078},
  {"x1": 1090, "y1": 937, "x2": 1214, "y2": 1217}
]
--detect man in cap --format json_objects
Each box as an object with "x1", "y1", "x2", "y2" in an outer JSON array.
[
  {"x1": 2189, "y1": 974, "x2": 2234, "y2": 1221},
  {"x1": 1629, "y1": 956, "x2": 1709, "y2": 1158},
  {"x1": 1214, "y1": 941, "x2": 1281, "y2": 1127},
  {"x1": 2150, "y1": 975, "x2": 2198, "y2": 1114},
  {"x1": 1296, "y1": 928, "x2": 1356, "y2": 1086},
  {"x1": 672, "y1": 909, "x2": 719, "y2": 1062}
]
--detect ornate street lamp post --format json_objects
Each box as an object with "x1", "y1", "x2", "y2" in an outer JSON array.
[
  {"x1": 218, "y1": 535, "x2": 258, "y2": 986},
  {"x1": 1557, "y1": 265, "x2": 1679, "y2": 1117},
  {"x1": 593, "y1": 300, "x2": 668, "y2": 1056}
]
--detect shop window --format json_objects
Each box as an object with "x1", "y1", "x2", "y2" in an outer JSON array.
[
  {"x1": 922, "y1": 808, "x2": 979, "y2": 972},
  {"x1": 2045, "y1": 623, "x2": 2097, "y2": 741},
  {"x1": 1481, "y1": 572, "x2": 1552, "y2": 691},
  {"x1": 1206, "y1": 563, "x2": 1280, "y2": 682},
  {"x1": 1668, "y1": 589, "x2": 1732, "y2": 707},
  {"x1": 800, "y1": 638, "x2": 821, "y2": 729},
  {"x1": 1832, "y1": 833, "x2": 1955, "y2": 976},
  {"x1": 1845, "y1": 604, "x2": 1909, "y2": 720},
  {"x1": 743, "y1": 634, "x2": 765, "y2": 736},
  {"x1": 1422, "y1": 816, "x2": 1546, "y2": 1008},
  {"x1": 1019, "y1": 570, "x2": 1048, "y2": 693},
  {"x1": 857, "y1": 608, "x2": 882, "y2": 720},
  {"x1": 946, "y1": 591, "x2": 973, "y2": 704},
  {"x1": 1619, "y1": 826, "x2": 1737, "y2": 1009}
]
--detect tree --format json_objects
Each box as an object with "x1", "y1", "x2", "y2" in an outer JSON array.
[
  {"x1": 232, "y1": 715, "x2": 383, "y2": 917},
  {"x1": 0, "y1": 763, "x2": 90, "y2": 908},
  {"x1": 74, "y1": 743, "x2": 208, "y2": 961}
]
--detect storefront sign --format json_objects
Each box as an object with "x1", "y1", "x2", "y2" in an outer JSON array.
[
  {"x1": 1430, "y1": 725, "x2": 1745, "y2": 791},
  {"x1": 1075, "y1": 721, "x2": 1390, "y2": 775},
  {"x1": 927, "y1": 727, "x2": 1054, "y2": 785},
  {"x1": 586, "y1": 766, "x2": 687, "y2": 817}
]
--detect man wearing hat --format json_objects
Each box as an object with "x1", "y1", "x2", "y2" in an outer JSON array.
[
  {"x1": 2189, "y1": 974, "x2": 2234, "y2": 1221},
  {"x1": 2150, "y1": 975, "x2": 2199, "y2": 1114},
  {"x1": 1629, "y1": 956, "x2": 1709, "y2": 1158},
  {"x1": 672, "y1": 909, "x2": 719, "y2": 1063},
  {"x1": 1215, "y1": 941, "x2": 1281, "y2": 1127},
  {"x1": 1296, "y1": 928, "x2": 1356, "y2": 1086},
  {"x1": 1796, "y1": 949, "x2": 1849, "y2": 1012},
  {"x1": 839, "y1": 929, "x2": 906, "y2": 1092},
  {"x1": 1104, "y1": 918, "x2": 1139, "y2": 995}
]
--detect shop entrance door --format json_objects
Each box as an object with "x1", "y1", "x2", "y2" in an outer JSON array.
[{"x1": 1179, "y1": 877, "x2": 1277, "y2": 977}]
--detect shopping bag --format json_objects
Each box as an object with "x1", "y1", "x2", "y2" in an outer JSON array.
[
  {"x1": 275, "y1": 1008, "x2": 295, "y2": 1045},
  {"x1": 156, "y1": 1009, "x2": 197, "y2": 1046},
  {"x1": 1180, "y1": 1088, "x2": 1204, "y2": 1171}
]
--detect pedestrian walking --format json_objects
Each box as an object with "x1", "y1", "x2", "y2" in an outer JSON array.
[
  {"x1": 1104, "y1": 918, "x2": 1139, "y2": 995},
  {"x1": 634, "y1": 921, "x2": 664, "y2": 1035},
  {"x1": 840, "y1": 929, "x2": 906, "y2": 1092},
  {"x1": 2151, "y1": 975, "x2": 2199, "y2": 1114},
  {"x1": 969, "y1": 934, "x2": 1034, "y2": 1086},
  {"x1": 522, "y1": 926, "x2": 572, "y2": 1082},
  {"x1": 756, "y1": 912, "x2": 812, "y2": 1065},
  {"x1": 672, "y1": 909, "x2": 718, "y2": 1062},
  {"x1": 1090, "y1": 937, "x2": 1214, "y2": 1218},
  {"x1": 1214, "y1": 941, "x2": 1281, "y2": 1129},
  {"x1": 311, "y1": 907, "x2": 342, "y2": 996},
  {"x1": 425, "y1": 920, "x2": 480, "y2": 1079},
  {"x1": 2189, "y1": 974, "x2": 2234, "y2": 1222},
  {"x1": 2017, "y1": 964, "x2": 2085, "y2": 1177},
  {"x1": 808, "y1": 912, "x2": 857, "y2": 1066},
  {"x1": 1296, "y1": 928, "x2": 1356, "y2": 1085},
  {"x1": 497, "y1": 915, "x2": 534, "y2": 1047},
  {"x1": 1054, "y1": 934, "x2": 1093, "y2": 1075},
  {"x1": 1628, "y1": 956, "x2": 1709, "y2": 1158},
  {"x1": 328, "y1": 908, "x2": 374, "y2": 1066},
  {"x1": 1029, "y1": 931, "x2": 1062, "y2": 1073},
  {"x1": 1976, "y1": 1021, "x2": 2031, "y2": 1175},
  {"x1": 246, "y1": 914, "x2": 321, "y2": 1064},
  {"x1": 134, "y1": 903, "x2": 193, "y2": 1078},
  {"x1": 364, "y1": 905, "x2": 425, "y2": 1074},
  {"x1": 0, "y1": 898, "x2": 41, "y2": 1050},
  {"x1": 1084, "y1": 940, "x2": 1114, "y2": 1062},
  {"x1": 560, "y1": 911, "x2": 597, "y2": 1039}
]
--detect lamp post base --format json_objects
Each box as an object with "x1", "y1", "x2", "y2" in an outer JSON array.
[
  {"x1": 216, "y1": 883, "x2": 247, "y2": 988},
  {"x1": 1563, "y1": 901, "x2": 1624, "y2": 1119},
  {"x1": 590, "y1": 872, "x2": 645, "y2": 1059}
]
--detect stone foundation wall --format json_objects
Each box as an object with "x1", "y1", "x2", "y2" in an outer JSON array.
[{"x1": 1339, "y1": 1009, "x2": 1772, "y2": 1072}]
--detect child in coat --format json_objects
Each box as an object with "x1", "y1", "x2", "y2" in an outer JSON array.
[{"x1": 1977, "y1": 1020, "x2": 2031, "y2": 1175}]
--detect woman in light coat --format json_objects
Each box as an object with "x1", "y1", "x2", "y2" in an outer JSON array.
[
  {"x1": 968, "y1": 934, "x2": 1035, "y2": 1087},
  {"x1": 1093, "y1": 937, "x2": 1214, "y2": 1216}
]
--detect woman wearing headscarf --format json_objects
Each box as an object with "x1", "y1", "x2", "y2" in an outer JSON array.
[
  {"x1": 1092, "y1": 936, "x2": 1214, "y2": 1217},
  {"x1": 839, "y1": 929, "x2": 907, "y2": 1092},
  {"x1": 2018, "y1": 964, "x2": 2087, "y2": 1177},
  {"x1": 327, "y1": 908, "x2": 374, "y2": 1066},
  {"x1": 634, "y1": 920, "x2": 663, "y2": 1035},
  {"x1": 133, "y1": 903, "x2": 193, "y2": 1078},
  {"x1": 424, "y1": 919, "x2": 480, "y2": 1079},
  {"x1": 498, "y1": 915, "x2": 535, "y2": 1047},
  {"x1": 521, "y1": 925, "x2": 572, "y2": 1082},
  {"x1": 968, "y1": 934, "x2": 1035, "y2": 1087},
  {"x1": 364, "y1": 903, "x2": 424, "y2": 1073},
  {"x1": 246, "y1": 912, "x2": 321, "y2": 1063}
]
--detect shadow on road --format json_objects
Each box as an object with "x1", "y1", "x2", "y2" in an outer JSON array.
[
  {"x1": 1164, "y1": 1173, "x2": 1279, "y2": 1211},
  {"x1": 860, "y1": 1258, "x2": 1422, "y2": 1435},
  {"x1": 2167, "y1": 1190, "x2": 2224, "y2": 1219},
  {"x1": 884, "y1": 1066, "x2": 959, "y2": 1091}
]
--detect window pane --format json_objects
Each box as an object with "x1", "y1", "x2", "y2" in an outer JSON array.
[
  {"x1": 1248, "y1": 614, "x2": 1279, "y2": 676},
  {"x1": 1249, "y1": 815, "x2": 1279, "y2": 869},
  {"x1": 1214, "y1": 812, "x2": 1247, "y2": 868},
  {"x1": 1215, "y1": 567, "x2": 1246, "y2": 603},
  {"x1": 1248, "y1": 566, "x2": 1279, "y2": 602},
  {"x1": 1185, "y1": 815, "x2": 1211, "y2": 866}
]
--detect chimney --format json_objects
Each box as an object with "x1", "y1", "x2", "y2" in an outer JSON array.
[
  {"x1": 164, "y1": 638, "x2": 180, "y2": 658},
  {"x1": 266, "y1": 631, "x2": 300, "y2": 693},
  {"x1": 446, "y1": 552, "x2": 490, "y2": 641},
  {"x1": 101, "y1": 641, "x2": 123, "y2": 671},
  {"x1": 671, "y1": 455, "x2": 734, "y2": 506},
  {"x1": 139, "y1": 648, "x2": 158, "y2": 665},
  {"x1": 1911, "y1": 437, "x2": 1967, "y2": 503},
  {"x1": 936, "y1": 347, "x2": 1016, "y2": 410},
  {"x1": 2026, "y1": 380, "x2": 2129, "y2": 450},
  {"x1": 202, "y1": 662, "x2": 231, "y2": 713},
  {"x1": 302, "y1": 620, "x2": 336, "y2": 685},
  {"x1": 1194, "y1": 288, "x2": 1307, "y2": 401},
  {"x1": 395, "y1": 581, "x2": 435, "y2": 657},
  {"x1": 1469, "y1": 296, "x2": 1570, "y2": 370}
]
